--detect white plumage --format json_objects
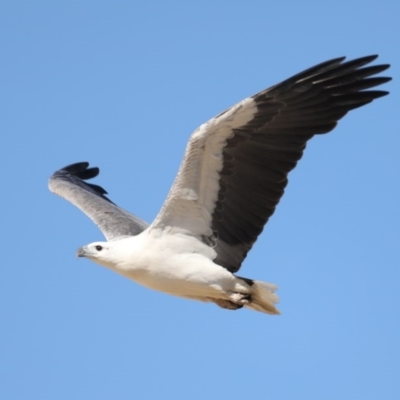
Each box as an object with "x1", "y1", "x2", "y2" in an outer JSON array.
[{"x1": 49, "y1": 55, "x2": 390, "y2": 314}]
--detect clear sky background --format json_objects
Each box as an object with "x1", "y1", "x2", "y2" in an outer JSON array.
[{"x1": 1, "y1": 1, "x2": 398, "y2": 399}]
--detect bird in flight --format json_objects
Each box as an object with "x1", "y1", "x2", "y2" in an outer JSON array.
[{"x1": 49, "y1": 55, "x2": 390, "y2": 314}]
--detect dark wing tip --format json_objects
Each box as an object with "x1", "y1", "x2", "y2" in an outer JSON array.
[
  {"x1": 266, "y1": 54, "x2": 391, "y2": 99},
  {"x1": 50, "y1": 161, "x2": 112, "y2": 201},
  {"x1": 54, "y1": 161, "x2": 100, "y2": 180}
]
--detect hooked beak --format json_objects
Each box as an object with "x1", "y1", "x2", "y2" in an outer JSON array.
[{"x1": 76, "y1": 246, "x2": 87, "y2": 258}]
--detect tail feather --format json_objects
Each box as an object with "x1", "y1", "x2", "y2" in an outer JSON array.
[{"x1": 247, "y1": 280, "x2": 280, "y2": 315}]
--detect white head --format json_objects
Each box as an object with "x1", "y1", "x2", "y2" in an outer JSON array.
[
  {"x1": 76, "y1": 235, "x2": 143, "y2": 273},
  {"x1": 76, "y1": 241, "x2": 121, "y2": 269}
]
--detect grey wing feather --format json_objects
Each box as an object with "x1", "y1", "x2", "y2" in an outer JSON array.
[
  {"x1": 212, "y1": 55, "x2": 391, "y2": 272},
  {"x1": 48, "y1": 162, "x2": 148, "y2": 241}
]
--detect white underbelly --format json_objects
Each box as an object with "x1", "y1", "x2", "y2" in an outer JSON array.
[
  {"x1": 101, "y1": 229, "x2": 241, "y2": 300},
  {"x1": 120, "y1": 252, "x2": 233, "y2": 298}
]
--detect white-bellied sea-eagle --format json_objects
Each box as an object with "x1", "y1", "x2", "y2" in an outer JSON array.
[{"x1": 49, "y1": 55, "x2": 391, "y2": 314}]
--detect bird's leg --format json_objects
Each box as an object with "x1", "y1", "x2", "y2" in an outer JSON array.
[
  {"x1": 212, "y1": 298, "x2": 243, "y2": 310},
  {"x1": 211, "y1": 292, "x2": 252, "y2": 311}
]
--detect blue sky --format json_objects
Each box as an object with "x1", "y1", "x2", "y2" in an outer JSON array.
[{"x1": 1, "y1": 1, "x2": 398, "y2": 399}]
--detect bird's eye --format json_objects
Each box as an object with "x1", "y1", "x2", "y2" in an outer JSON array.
[{"x1": 95, "y1": 245, "x2": 103, "y2": 251}]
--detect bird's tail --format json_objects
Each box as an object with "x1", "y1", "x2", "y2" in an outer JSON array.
[{"x1": 246, "y1": 280, "x2": 280, "y2": 315}]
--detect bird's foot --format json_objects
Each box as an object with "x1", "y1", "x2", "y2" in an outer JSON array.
[{"x1": 228, "y1": 292, "x2": 251, "y2": 305}]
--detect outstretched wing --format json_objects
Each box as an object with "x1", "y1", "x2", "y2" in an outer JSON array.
[
  {"x1": 151, "y1": 55, "x2": 391, "y2": 272},
  {"x1": 49, "y1": 162, "x2": 149, "y2": 241}
]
